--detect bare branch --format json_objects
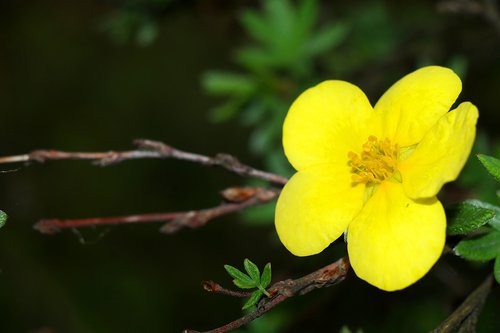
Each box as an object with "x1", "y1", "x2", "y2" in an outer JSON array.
[
  {"x1": 184, "y1": 257, "x2": 350, "y2": 333},
  {"x1": 202, "y1": 281, "x2": 253, "y2": 298},
  {"x1": 430, "y1": 274, "x2": 494, "y2": 333},
  {"x1": 0, "y1": 139, "x2": 288, "y2": 186},
  {"x1": 34, "y1": 187, "x2": 280, "y2": 235}
]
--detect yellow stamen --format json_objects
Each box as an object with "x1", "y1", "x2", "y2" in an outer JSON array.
[{"x1": 348, "y1": 136, "x2": 399, "y2": 185}]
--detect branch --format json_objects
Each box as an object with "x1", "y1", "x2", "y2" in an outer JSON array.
[
  {"x1": 0, "y1": 139, "x2": 288, "y2": 186},
  {"x1": 34, "y1": 187, "x2": 280, "y2": 235},
  {"x1": 202, "y1": 281, "x2": 253, "y2": 298},
  {"x1": 184, "y1": 257, "x2": 350, "y2": 333},
  {"x1": 430, "y1": 274, "x2": 494, "y2": 333}
]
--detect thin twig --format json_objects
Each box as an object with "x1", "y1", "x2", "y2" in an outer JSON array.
[
  {"x1": 0, "y1": 139, "x2": 288, "y2": 186},
  {"x1": 202, "y1": 281, "x2": 253, "y2": 298},
  {"x1": 430, "y1": 274, "x2": 494, "y2": 333},
  {"x1": 184, "y1": 257, "x2": 350, "y2": 333},
  {"x1": 34, "y1": 187, "x2": 280, "y2": 235}
]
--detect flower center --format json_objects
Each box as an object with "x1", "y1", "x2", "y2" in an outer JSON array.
[{"x1": 348, "y1": 135, "x2": 399, "y2": 185}]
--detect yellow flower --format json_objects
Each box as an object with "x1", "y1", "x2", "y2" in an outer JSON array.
[{"x1": 275, "y1": 66, "x2": 478, "y2": 291}]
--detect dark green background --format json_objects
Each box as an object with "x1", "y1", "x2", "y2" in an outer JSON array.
[{"x1": 0, "y1": 1, "x2": 498, "y2": 332}]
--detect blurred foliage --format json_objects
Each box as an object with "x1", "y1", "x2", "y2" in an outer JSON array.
[
  {"x1": 0, "y1": 210, "x2": 6, "y2": 229},
  {"x1": 100, "y1": 0, "x2": 172, "y2": 46},
  {"x1": 202, "y1": 0, "x2": 350, "y2": 177}
]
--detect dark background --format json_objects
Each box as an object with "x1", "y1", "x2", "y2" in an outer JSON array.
[{"x1": 0, "y1": 1, "x2": 498, "y2": 332}]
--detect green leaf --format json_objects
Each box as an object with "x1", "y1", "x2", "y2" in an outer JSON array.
[
  {"x1": 295, "y1": 0, "x2": 318, "y2": 37},
  {"x1": 233, "y1": 278, "x2": 258, "y2": 289},
  {"x1": 201, "y1": 71, "x2": 255, "y2": 96},
  {"x1": 306, "y1": 23, "x2": 348, "y2": 57},
  {"x1": 224, "y1": 264, "x2": 256, "y2": 289},
  {"x1": 495, "y1": 255, "x2": 500, "y2": 284},
  {"x1": 242, "y1": 290, "x2": 264, "y2": 310},
  {"x1": 447, "y1": 201, "x2": 495, "y2": 235},
  {"x1": 244, "y1": 258, "x2": 261, "y2": 283},
  {"x1": 464, "y1": 199, "x2": 500, "y2": 231},
  {"x1": 454, "y1": 230, "x2": 500, "y2": 261},
  {"x1": 477, "y1": 154, "x2": 500, "y2": 182},
  {"x1": 0, "y1": 210, "x2": 6, "y2": 229},
  {"x1": 260, "y1": 263, "x2": 272, "y2": 288},
  {"x1": 208, "y1": 97, "x2": 246, "y2": 123},
  {"x1": 240, "y1": 10, "x2": 272, "y2": 46}
]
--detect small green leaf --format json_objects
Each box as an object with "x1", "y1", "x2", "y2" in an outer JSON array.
[
  {"x1": 454, "y1": 230, "x2": 500, "y2": 261},
  {"x1": 242, "y1": 290, "x2": 264, "y2": 310},
  {"x1": 233, "y1": 278, "x2": 257, "y2": 289},
  {"x1": 0, "y1": 210, "x2": 6, "y2": 228},
  {"x1": 224, "y1": 264, "x2": 256, "y2": 288},
  {"x1": 306, "y1": 23, "x2": 348, "y2": 56},
  {"x1": 477, "y1": 154, "x2": 500, "y2": 182},
  {"x1": 202, "y1": 71, "x2": 255, "y2": 96},
  {"x1": 465, "y1": 199, "x2": 500, "y2": 231},
  {"x1": 244, "y1": 258, "x2": 261, "y2": 283},
  {"x1": 447, "y1": 201, "x2": 495, "y2": 235},
  {"x1": 495, "y1": 255, "x2": 500, "y2": 284},
  {"x1": 261, "y1": 263, "x2": 272, "y2": 288}
]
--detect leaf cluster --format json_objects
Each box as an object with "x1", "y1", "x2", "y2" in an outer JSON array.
[
  {"x1": 202, "y1": 0, "x2": 349, "y2": 178},
  {"x1": 224, "y1": 259, "x2": 272, "y2": 310},
  {"x1": 0, "y1": 210, "x2": 6, "y2": 229},
  {"x1": 449, "y1": 154, "x2": 500, "y2": 283}
]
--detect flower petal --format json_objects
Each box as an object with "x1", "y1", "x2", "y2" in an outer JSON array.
[
  {"x1": 275, "y1": 164, "x2": 365, "y2": 256},
  {"x1": 283, "y1": 80, "x2": 378, "y2": 171},
  {"x1": 375, "y1": 66, "x2": 462, "y2": 147},
  {"x1": 399, "y1": 102, "x2": 478, "y2": 199},
  {"x1": 347, "y1": 181, "x2": 445, "y2": 291}
]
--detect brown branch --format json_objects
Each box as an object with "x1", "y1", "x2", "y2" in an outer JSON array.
[
  {"x1": 430, "y1": 274, "x2": 494, "y2": 333},
  {"x1": 34, "y1": 187, "x2": 280, "y2": 235},
  {"x1": 202, "y1": 281, "x2": 253, "y2": 298},
  {"x1": 0, "y1": 139, "x2": 288, "y2": 186},
  {"x1": 184, "y1": 257, "x2": 350, "y2": 333}
]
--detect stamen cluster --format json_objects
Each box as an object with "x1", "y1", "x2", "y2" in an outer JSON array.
[{"x1": 348, "y1": 135, "x2": 399, "y2": 184}]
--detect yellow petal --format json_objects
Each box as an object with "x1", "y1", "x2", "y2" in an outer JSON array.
[
  {"x1": 347, "y1": 182, "x2": 445, "y2": 291},
  {"x1": 375, "y1": 66, "x2": 462, "y2": 147},
  {"x1": 283, "y1": 80, "x2": 378, "y2": 171},
  {"x1": 399, "y1": 102, "x2": 478, "y2": 199},
  {"x1": 275, "y1": 164, "x2": 365, "y2": 256}
]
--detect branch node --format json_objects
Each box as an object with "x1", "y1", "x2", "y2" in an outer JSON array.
[{"x1": 134, "y1": 139, "x2": 173, "y2": 154}]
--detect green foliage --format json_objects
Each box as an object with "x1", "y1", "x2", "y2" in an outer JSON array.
[
  {"x1": 0, "y1": 210, "x2": 6, "y2": 229},
  {"x1": 224, "y1": 259, "x2": 272, "y2": 310},
  {"x1": 465, "y1": 199, "x2": 500, "y2": 231},
  {"x1": 101, "y1": 10, "x2": 159, "y2": 46},
  {"x1": 447, "y1": 201, "x2": 495, "y2": 236},
  {"x1": 453, "y1": 151, "x2": 500, "y2": 282},
  {"x1": 243, "y1": 290, "x2": 264, "y2": 310},
  {"x1": 477, "y1": 154, "x2": 500, "y2": 183},
  {"x1": 100, "y1": 0, "x2": 171, "y2": 46},
  {"x1": 237, "y1": 0, "x2": 347, "y2": 74},
  {"x1": 454, "y1": 230, "x2": 500, "y2": 261},
  {"x1": 202, "y1": 0, "x2": 349, "y2": 178}
]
